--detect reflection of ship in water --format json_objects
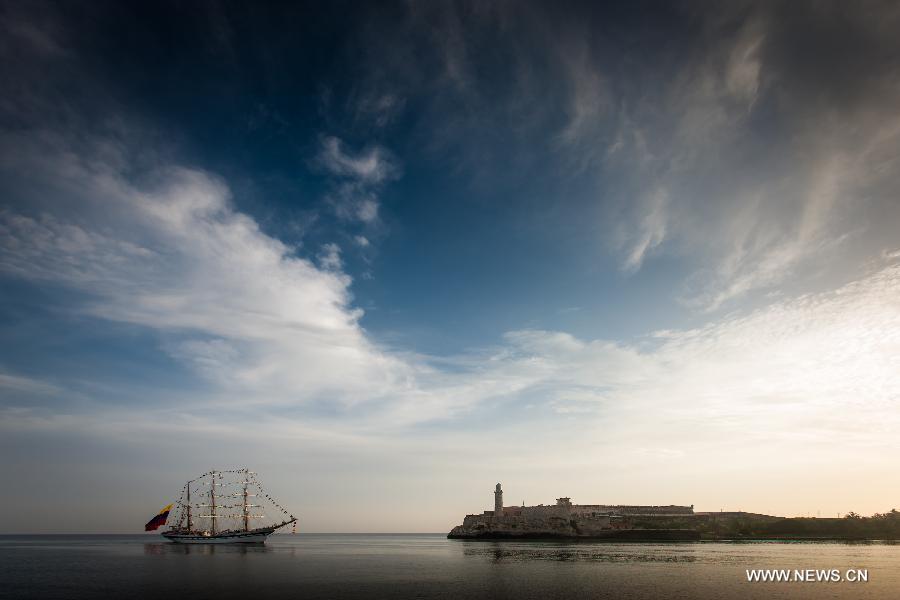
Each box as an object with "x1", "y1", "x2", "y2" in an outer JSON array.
[
  {"x1": 448, "y1": 483, "x2": 700, "y2": 540},
  {"x1": 156, "y1": 469, "x2": 296, "y2": 544}
]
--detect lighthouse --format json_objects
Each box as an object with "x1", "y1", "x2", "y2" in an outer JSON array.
[{"x1": 494, "y1": 483, "x2": 503, "y2": 513}]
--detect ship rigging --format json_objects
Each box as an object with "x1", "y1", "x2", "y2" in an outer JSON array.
[{"x1": 160, "y1": 469, "x2": 296, "y2": 544}]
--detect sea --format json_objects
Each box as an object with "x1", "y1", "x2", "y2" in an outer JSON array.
[{"x1": 2, "y1": 534, "x2": 899, "y2": 599}]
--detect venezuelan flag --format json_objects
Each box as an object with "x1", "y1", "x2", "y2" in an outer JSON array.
[{"x1": 144, "y1": 504, "x2": 173, "y2": 531}]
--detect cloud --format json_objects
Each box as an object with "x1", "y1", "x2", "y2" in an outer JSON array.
[
  {"x1": 353, "y1": 91, "x2": 406, "y2": 128},
  {"x1": 587, "y1": 3, "x2": 900, "y2": 310},
  {"x1": 724, "y1": 26, "x2": 764, "y2": 106},
  {"x1": 317, "y1": 242, "x2": 342, "y2": 271},
  {"x1": 464, "y1": 257, "x2": 900, "y2": 459},
  {"x1": 7, "y1": 243, "x2": 899, "y2": 475},
  {"x1": 0, "y1": 131, "x2": 411, "y2": 414},
  {"x1": 3, "y1": 0, "x2": 897, "y2": 445},
  {"x1": 554, "y1": 36, "x2": 612, "y2": 154},
  {"x1": 349, "y1": 1, "x2": 900, "y2": 311},
  {"x1": 0, "y1": 3, "x2": 67, "y2": 59},
  {"x1": 0, "y1": 373, "x2": 61, "y2": 396},
  {"x1": 318, "y1": 136, "x2": 398, "y2": 185},
  {"x1": 620, "y1": 187, "x2": 668, "y2": 273},
  {"x1": 316, "y1": 136, "x2": 399, "y2": 227}
]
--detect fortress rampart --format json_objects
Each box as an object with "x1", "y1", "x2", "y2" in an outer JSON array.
[{"x1": 448, "y1": 484, "x2": 700, "y2": 540}]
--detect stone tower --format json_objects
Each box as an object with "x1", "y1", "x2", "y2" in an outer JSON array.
[{"x1": 494, "y1": 483, "x2": 503, "y2": 513}]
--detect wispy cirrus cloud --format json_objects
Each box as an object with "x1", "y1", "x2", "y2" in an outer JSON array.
[
  {"x1": 352, "y1": 91, "x2": 406, "y2": 129},
  {"x1": 595, "y1": 3, "x2": 900, "y2": 310},
  {"x1": 318, "y1": 135, "x2": 398, "y2": 185},
  {"x1": 316, "y1": 135, "x2": 400, "y2": 227},
  {"x1": 0, "y1": 373, "x2": 62, "y2": 396},
  {"x1": 350, "y1": 2, "x2": 900, "y2": 312}
]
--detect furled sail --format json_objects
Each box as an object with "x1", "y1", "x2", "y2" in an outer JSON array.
[{"x1": 156, "y1": 469, "x2": 296, "y2": 543}]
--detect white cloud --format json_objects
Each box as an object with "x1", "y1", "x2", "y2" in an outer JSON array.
[
  {"x1": 317, "y1": 136, "x2": 399, "y2": 227},
  {"x1": 6, "y1": 248, "x2": 899, "y2": 519},
  {"x1": 725, "y1": 29, "x2": 764, "y2": 106},
  {"x1": 441, "y1": 257, "x2": 900, "y2": 476},
  {"x1": 6, "y1": 133, "x2": 898, "y2": 439},
  {"x1": 0, "y1": 373, "x2": 61, "y2": 396},
  {"x1": 356, "y1": 198, "x2": 379, "y2": 223},
  {"x1": 317, "y1": 242, "x2": 342, "y2": 271},
  {"x1": 555, "y1": 39, "x2": 611, "y2": 150},
  {"x1": 408, "y1": 5, "x2": 874, "y2": 315},
  {"x1": 621, "y1": 187, "x2": 668, "y2": 273},
  {"x1": 0, "y1": 141, "x2": 409, "y2": 412},
  {"x1": 318, "y1": 136, "x2": 397, "y2": 185}
]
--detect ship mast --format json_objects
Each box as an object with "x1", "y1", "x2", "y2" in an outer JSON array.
[
  {"x1": 242, "y1": 468, "x2": 250, "y2": 532},
  {"x1": 186, "y1": 481, "x2": 193, "y2": 532},
  {"x1": 161, "y1": 469, "x2": 297, "y2": 542},
  {"x1": 209, "y1": 470, "x2": 217, "y2": 535}
]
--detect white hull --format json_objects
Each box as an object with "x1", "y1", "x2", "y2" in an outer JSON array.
[{"x1": 162, "y1": 528, "x2": 274, "y2": 544}]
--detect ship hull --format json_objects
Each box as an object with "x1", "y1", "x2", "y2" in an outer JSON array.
[{"x1": 162, "y1": 528, "x2": 275, "y2": 544}]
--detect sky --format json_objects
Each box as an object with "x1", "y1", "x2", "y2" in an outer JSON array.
[{"x1": 1, "y1": 0, "x2": 899, "y2": 533}]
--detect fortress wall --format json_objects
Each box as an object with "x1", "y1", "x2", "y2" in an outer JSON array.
[
  {"x1": 578, "y1": 505, "x2": 694, "y2": 515},
  {"x1": 458, "y1": 509, "x2": 618, "y2": 537},
  {"x1": 694, "y1": 511, "x2": 780, "y2": 518},
  {"x1": 450, "y1": 490, "x2": 697, "y2": 538},
  {"x1": 518, "y1": 505, "x2": 569, "y2": 518},
  {"x1": 516, "y1": 504, "x2": 694, "y2": 517},
  {"x1": 470, "y1": 505, "x2": 694, "y2": 519}
]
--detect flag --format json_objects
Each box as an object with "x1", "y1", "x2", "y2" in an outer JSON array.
[{"x1": 144, "y1": 504, "x2": 173, "y2": 531}]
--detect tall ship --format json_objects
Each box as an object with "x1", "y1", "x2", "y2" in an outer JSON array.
[{"x1": 146, "y1": 469, "x2": 296, "y2": 544}]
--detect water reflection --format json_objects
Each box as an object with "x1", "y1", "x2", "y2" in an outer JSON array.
[
  {"x1": 8, "y1": 535, "x2": 900, "y2": 600},
  {"x1": 459, "y1": 541, "x2": 699, "y2": 563},
  {"x1": 143, "y1": 542, "x2": 275, "y2": 556}
]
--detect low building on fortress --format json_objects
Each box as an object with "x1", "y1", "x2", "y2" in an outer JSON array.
[{"x1": 448, "y1": 483, "x2": 700, "y2": 540}]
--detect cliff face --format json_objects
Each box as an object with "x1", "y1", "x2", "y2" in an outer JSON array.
[{"x1": 447, "y1": 504, "x2": 700, "y2": 540}]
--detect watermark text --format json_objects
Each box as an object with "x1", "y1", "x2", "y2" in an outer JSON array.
[{"x1": 746, "y1": 568, "x2": 868, "y2": 583}]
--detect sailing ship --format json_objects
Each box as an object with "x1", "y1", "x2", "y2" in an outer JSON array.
[{"x1": 158, "y1": 469, "x2": 297, "y2": 544}]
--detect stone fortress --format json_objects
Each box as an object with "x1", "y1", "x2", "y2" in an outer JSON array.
[{"x1": 448, "y1": 483, "x2": 702, "y2": 540}]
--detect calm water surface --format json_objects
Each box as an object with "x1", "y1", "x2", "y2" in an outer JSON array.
[{"x1": 1, "y1": 534, "x2": 898, "y2": 599}]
